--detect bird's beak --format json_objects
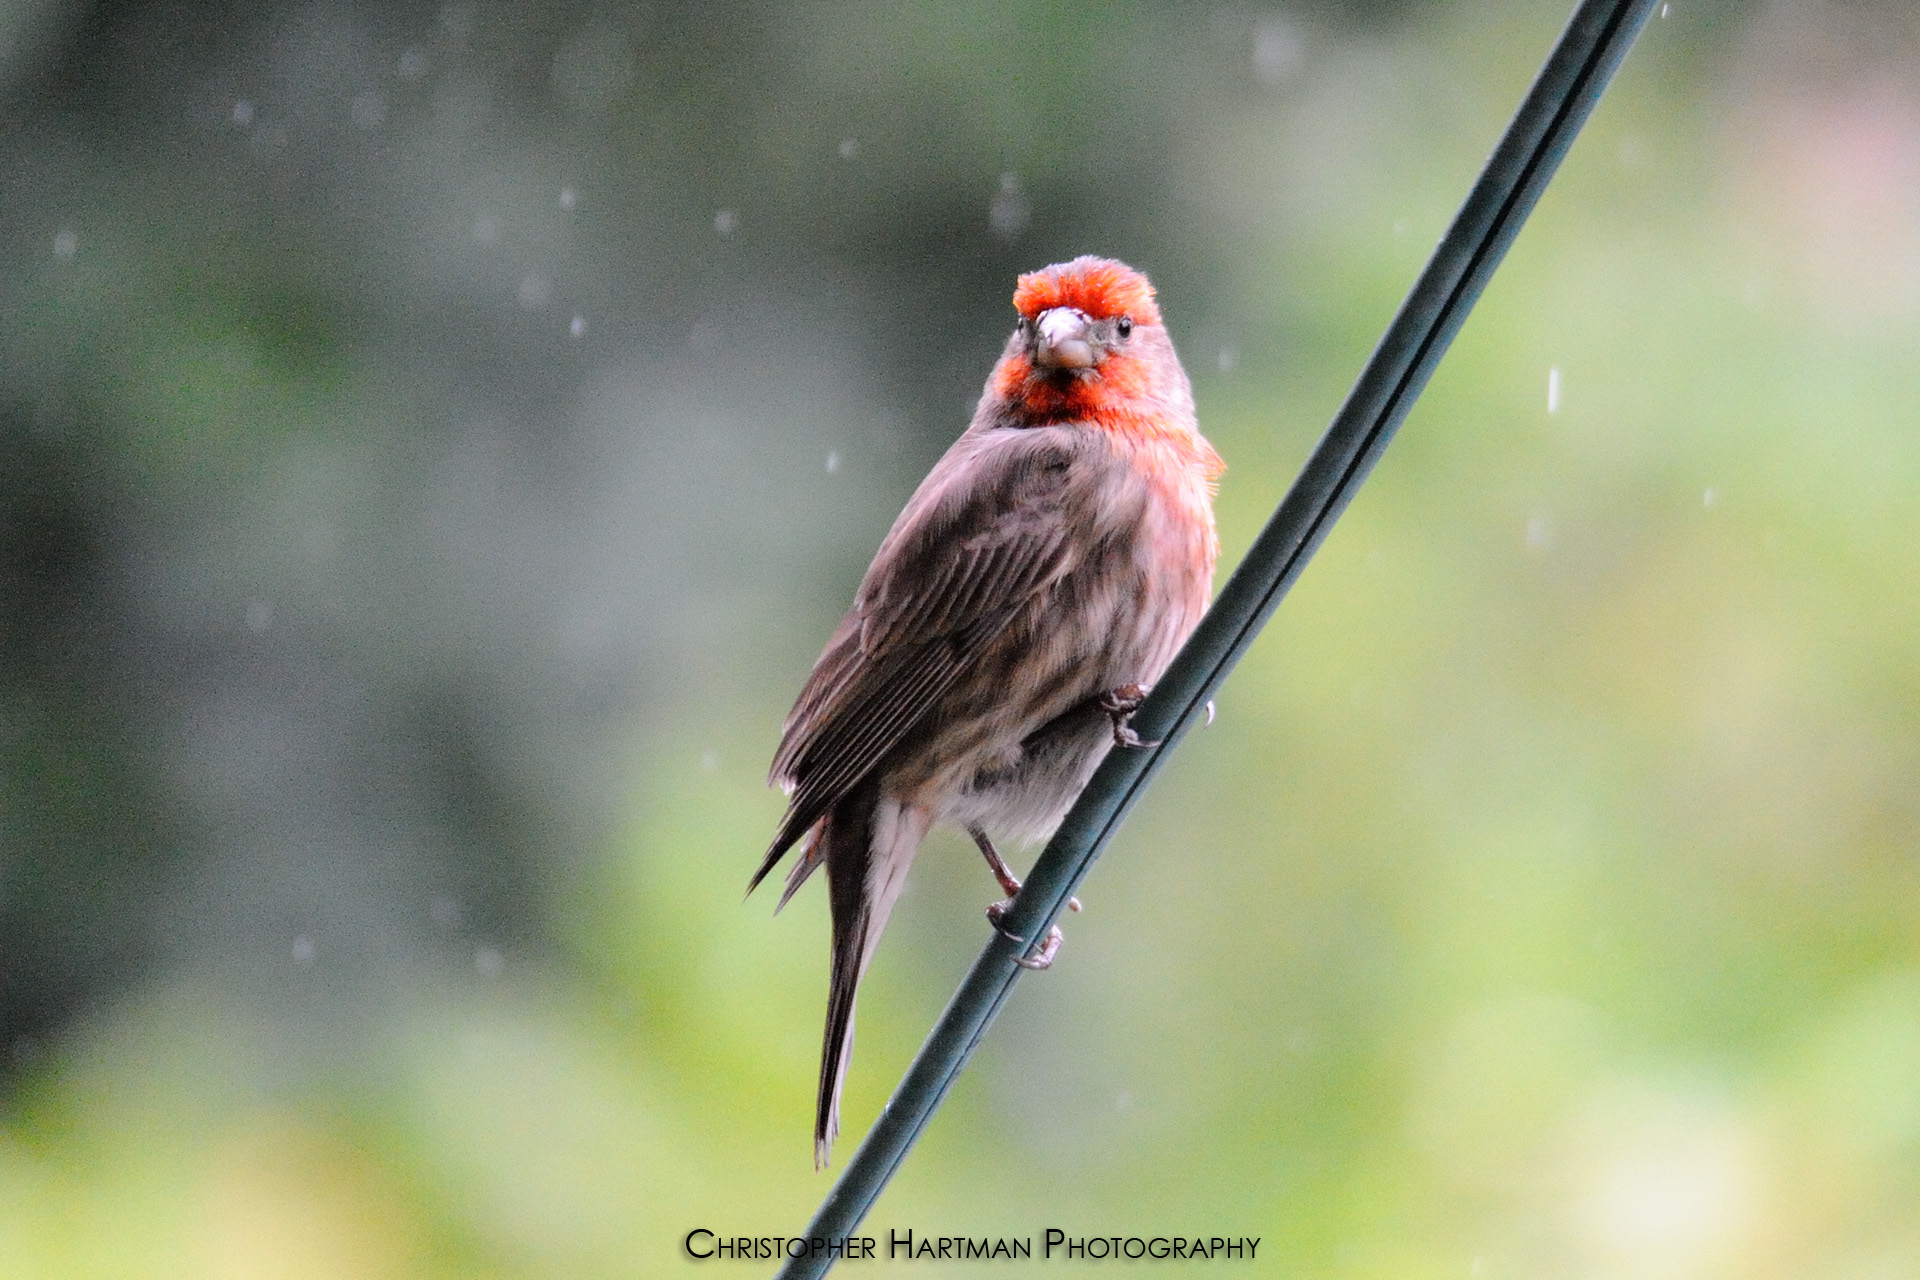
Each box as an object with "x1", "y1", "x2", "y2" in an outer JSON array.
[{"x1": 1032, "y1": 307, "x2": 1097, "y2": 370}]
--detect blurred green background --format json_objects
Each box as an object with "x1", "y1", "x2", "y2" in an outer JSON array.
[{"x1": 2, "y1": 0, "x2": 1918, "y2": 1274}]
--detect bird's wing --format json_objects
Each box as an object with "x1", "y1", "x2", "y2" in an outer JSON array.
[{"x1": 749, "y1": 428, "x2": 1085, "y2": 894}]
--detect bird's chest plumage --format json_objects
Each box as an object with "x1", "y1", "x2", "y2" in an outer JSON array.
[{"x1": 926, "y1": 437, "x2": 1216, "y2": 842}]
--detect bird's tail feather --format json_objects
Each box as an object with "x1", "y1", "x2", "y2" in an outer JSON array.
[{"x1": 815, "y1": 789, "x2": 929, "y2": 1168}]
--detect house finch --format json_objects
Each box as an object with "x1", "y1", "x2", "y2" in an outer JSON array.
[{"x1": 751, "y1": 256, "x2": 1222, "y2": 1167}]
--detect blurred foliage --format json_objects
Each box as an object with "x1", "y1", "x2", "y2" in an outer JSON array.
[{"x1": 2, "y1": 0, "x2": 1919, "y2": 1275}]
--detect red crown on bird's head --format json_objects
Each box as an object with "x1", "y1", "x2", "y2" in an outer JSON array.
[{"x1": 1013, "y1": 256, "x2": 1162, "y2": 327}]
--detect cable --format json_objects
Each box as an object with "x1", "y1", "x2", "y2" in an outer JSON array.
[{"x1": 773, "y1": 1, "x2": 1659, "y2": 1272}]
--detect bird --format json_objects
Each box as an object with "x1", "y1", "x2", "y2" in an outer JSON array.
[{"x1": 750, "y1": 256, "x2": 1223, "y2": 1168}]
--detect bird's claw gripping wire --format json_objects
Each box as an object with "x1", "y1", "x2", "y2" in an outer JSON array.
[
  {"x1": 971, "y1": 825, "x2": 1080, "y2": 970},
  {"x1": 1099, "y1": 682, "x2": 1160, "y2": 749},
  {"x1": 985, "y1": 900, "x2": 1066, "y2": 969}
]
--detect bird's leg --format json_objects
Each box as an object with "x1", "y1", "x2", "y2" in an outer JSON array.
[
  {"x1": 1099, "y1": 682, "x2": 1161, "y2": 749},
  {"x1": 969, "y1": 826, "x2": 1080, "y2": 970},
  {"x1": 972, "y1": 825, "x2": 1024, "y2": 900}
]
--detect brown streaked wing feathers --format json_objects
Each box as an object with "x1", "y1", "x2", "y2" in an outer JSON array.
[{"x1": 749, "y1": 437, "x2": 1080, "y2": 896}]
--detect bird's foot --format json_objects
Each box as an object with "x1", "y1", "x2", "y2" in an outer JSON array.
[
  {"x1": 1099, "y1": 682, "x2": 1161, "y2": 749},
  {"x1": 985, "y1": 894, "x2": 1082, "y2": 970},
  {"x1": 1017, "y1": 924, "x2": 1064, "y2": 970},
  {"x1": 971, "y1": 825, "x2": 1079, "y2": 968}
]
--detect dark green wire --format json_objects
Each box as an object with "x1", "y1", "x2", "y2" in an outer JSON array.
[{"x1": 771, "y1": 0, "x2": 1658, "y2": 1272}]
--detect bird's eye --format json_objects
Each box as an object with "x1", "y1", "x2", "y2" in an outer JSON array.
[
  {"x1": 1015, "y1": 316, "x2": 1032, "y2": 335},
  {"x1": 1116, "y1": 316, "x2": 1133, "y2": 338}
]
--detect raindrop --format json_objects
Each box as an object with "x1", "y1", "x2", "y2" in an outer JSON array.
[
  {"x1": 398, "y1": 47, "x2": 428, "y2": 79},
  {"x1": 431, "y1": 895, "x2": 462, "y2": 930},
  {"x1": 559, "y1": 186, "x2": 578, "y2": 210},
  {"x1": 472, "y1": 213, "x2": 500, "y2": 245},
  {"x1": 838, "y1": 138, "x2": 859, "y2": 160},
  {"x1": 1253, "y1": 17, "x2": 1302, "y2": 87},
  {"x1": 1703, "y1": 487, "x2": 1717, "y2": 508},
  {"x1": 1217, "y1": 346, "x2": 1238, "y2": 373},
  {"x1": 475, "y1": 945, "x2": 504, "y2": 976},
  {"x1": 440, "y1": 3, "x2": 475, "y2": 36},
  {"x1": 292, "y1": 935, "x2": 316, "y2": 966},
  {"x1": 516, "y1": 271, "x2": 552, "y2": 309},
  {"x1": 231, "y1": 99, "x2": 254, "y2": 126},
  {"x1": 700, "y1": 749, "x2": 721, "y2": 771},
  {"x1": 1470, "y1": 1259, "x2": 1486, "y2": 1278},
  {"x1": 1660, "y1": 2, "x2": 1670, "y2": 15},
  {"x1": 51, "y1": 230, "x2": 76, "y2": 259},
  {"x1": 1115, "y1": 1091, "x2": 1132, "y2": 1112},
  {"x1": 989, "y1": 173, "x2": 1030, "y2": 240},
  {"x1": 825, "y1": 451, "x2": 840, "y2": 474},
  {"x1": 1392, "y1": 217, "x2": 1410, "y2": 238},
  {"x1": 245, "y1": 599, "x2": 273, "y2": 633},
  {"x1": 1525, "y1": 513, "x2": 1552, "y2": 550},
  {"x1": 714, "y1": 208, "x2": 739, "y2": 236},
  {"x1": 569, "y1": 314, "x2": 586, "y2": 338},
  {"x1": 1547, "y1": 366, "x2": 1562, "y2": 414}
]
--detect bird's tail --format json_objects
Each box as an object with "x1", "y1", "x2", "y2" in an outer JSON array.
[{"x1": 816, "y1": 788, "x2": 930, "y2": 1169}]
